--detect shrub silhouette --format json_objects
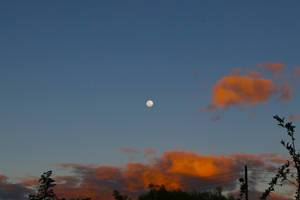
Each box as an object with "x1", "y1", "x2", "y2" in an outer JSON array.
[{"x1": 261, "y1": 115, "x2": 299, "y2": 200}]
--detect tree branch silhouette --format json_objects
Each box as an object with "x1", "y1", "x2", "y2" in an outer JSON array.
[{"x1": 261, "y1": 115, "x2": 299, "y2": 200}]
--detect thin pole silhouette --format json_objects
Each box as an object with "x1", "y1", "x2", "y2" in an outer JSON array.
[{"x1": 245, "y1": 165, "x2": 248, "y2": 200}]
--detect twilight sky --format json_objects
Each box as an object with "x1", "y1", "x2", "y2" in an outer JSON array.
[{"x1": 1, "y1": 1, "x2": 300, "y2": 199}]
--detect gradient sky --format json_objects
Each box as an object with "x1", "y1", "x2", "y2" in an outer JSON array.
[{"x1": 1, "y1": 1, "x2": 300, "y2": 181}]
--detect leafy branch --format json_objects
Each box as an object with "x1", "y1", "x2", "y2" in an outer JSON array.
[{"x1": 261, "y1": 115, "x2": 300, "y2": 200}]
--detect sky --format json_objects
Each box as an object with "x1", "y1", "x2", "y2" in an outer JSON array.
[{"x1": 1, "y1": 1, "x2": 300, "y2": 200}]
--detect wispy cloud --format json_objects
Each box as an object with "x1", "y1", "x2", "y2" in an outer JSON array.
[
  {"x1": 245, "y1": 70, "x2": 262, "y2": 78},
  {"x1": 288, "y1": 114, "x2": 300, "y2": 121},
  {"x1": 278, "y1": 84, "x2": 294, "y2": 102},
  {"x1": 257, "y1": 62, "x2": 286, "y2": 78},
  {"x1": 144, "y1": 148, "x2": 156, "y2": 157},
  {"x1": 120, "y1": 147, "x2": 140, "y2": 154}
]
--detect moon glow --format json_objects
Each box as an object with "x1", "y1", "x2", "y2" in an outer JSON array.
[{"x1": 146, "y1": 100, "x2": 154, "y2": 107}]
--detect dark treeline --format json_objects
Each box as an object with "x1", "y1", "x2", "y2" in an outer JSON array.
[{"x1": 114, "y1": 184, "x2": 236, "y2": 200}]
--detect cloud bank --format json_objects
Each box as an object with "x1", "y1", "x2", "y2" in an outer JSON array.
[
  {"x1": 0, "y1": 151, "x2": 292, "y2": 200},
  {"x1": 46, "y1": 152, "x2": 289, "y2": 199},
  {"x1": 0, "y1": 175, "x2": 32, "y2": 200}
]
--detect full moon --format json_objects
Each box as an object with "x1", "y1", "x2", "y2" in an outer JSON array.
[{"x1": 146, "y1": 100, "x2": 154, "y2": 107}]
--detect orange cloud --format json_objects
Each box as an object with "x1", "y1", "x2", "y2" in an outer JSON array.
[
  {"x1": 212, "y1": 76, "x2": 275, "y2": 108},
  {"x1": 245, "y1": 70, "x2": 262, "y2": 78},
  {"x1": 163, "y1": 151, "x2": 232, "y2": 178},
  {"x1": 200, "y1": 73, "x2": 277, "y2": 111},
  {"x1": 270, "y1": 157, "x2": 287, "y2": 164},
  {"x1": 257, "y1": 62, "x2": 286, "y2": 77},
  {"x1": 39, "y1": 151, "x2": 285, "y2": 200},
  {"x1": 200, "y1": 68, "x2": 294, "y2": 112},
  {"x1": 230, "y1": 68, "x2": 241, "y2": 76},
  {"x1": 0, "y1": 151, "x2": 288, "y2": 200}
]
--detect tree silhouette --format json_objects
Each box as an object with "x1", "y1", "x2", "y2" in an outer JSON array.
[
  {"x1": 261, "y1": 115, "x2": 299, "y2": 200},
  {"x1": 28, "y1": 171, "x2": 57, "y2": 200},
  {"x1": 28, "y1": 171, "x2": 91, "y2": 200}
]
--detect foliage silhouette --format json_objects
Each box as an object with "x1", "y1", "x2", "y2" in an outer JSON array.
[
  {"x1": 261, "y1": 115, "x2": 299, "y2": 200},
  {"x1": 28, "y1": 171, "x2": 57, "y2": 200},
  {"x1": 113, "y1": 190, "x2": 132, "y2": 200},
  {"x1": 113, "y1": 184, "x2": 236, "y2": 200},
  {"x1": 28, "y1": 171, "x2": 91, "y2": 200}
]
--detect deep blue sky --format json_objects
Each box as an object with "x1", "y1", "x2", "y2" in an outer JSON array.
[{"x1": 1, "y1": 1, "x2": 300, "y2": 178}]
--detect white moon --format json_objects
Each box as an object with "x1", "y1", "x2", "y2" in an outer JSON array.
[{"x1": 146, "y1": 100, "x2": 154, "y2": 107}]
